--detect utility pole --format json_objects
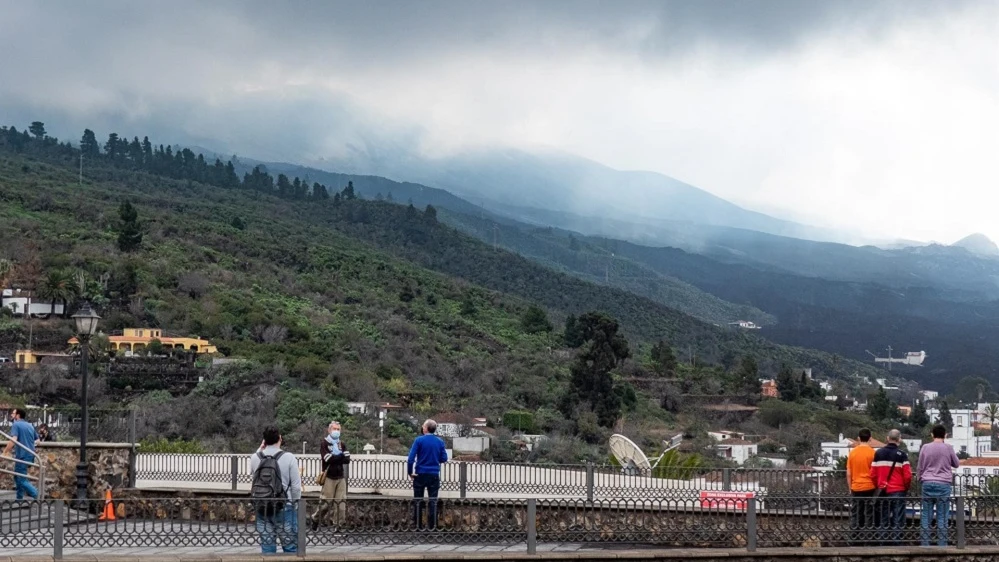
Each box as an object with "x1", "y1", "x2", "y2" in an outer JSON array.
[{"x1": 379, "y1": 410, "x2": 385, "y2": 454}]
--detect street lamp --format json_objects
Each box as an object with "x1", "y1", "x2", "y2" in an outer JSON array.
[{"x1": 71, "y1": 302, "x2": 100, "y2": 504}]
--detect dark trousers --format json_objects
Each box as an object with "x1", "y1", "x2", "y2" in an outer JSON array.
[
  {"x1": 412, "y1": 473, "x2": 441, "y2": 530},
  {"x1": 878, "y1": 492, "x2": 907, "y2": 544},
  {"x1": 850, "y1": 489, "x2": 876, "y2": 545}
]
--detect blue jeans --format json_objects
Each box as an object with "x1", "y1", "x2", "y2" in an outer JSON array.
[
  {"x1": 878, "y1": 491, "x2": 907, "y2": 544},
  {"x1": 14, "y1": 460, "x2": 38, "y2": 501},
  {"x1": 256, "y1": 504, "x2": 297, "y2": 554},
  {"x1": 921, "y1": 482, "x2": 951, "y2": 546},
  {"x1": 412, "y1": 473, "x2": 441, "y2": 530}
]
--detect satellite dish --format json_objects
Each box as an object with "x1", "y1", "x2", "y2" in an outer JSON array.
[{"x1": 609, "y1": 434, "x2": 652, "y2": 473}]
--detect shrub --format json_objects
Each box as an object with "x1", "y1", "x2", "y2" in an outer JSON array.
[{"x1": 139, "y1": 436, "x2": 207, "y2": 454}]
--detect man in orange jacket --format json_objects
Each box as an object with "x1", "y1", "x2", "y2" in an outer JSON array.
[
  {"x1": 846, "y1": 428, "x2": 877, "y2": 545},
  {"x1": 870, "y1": 429, "x2": 912, "y2": 544}
]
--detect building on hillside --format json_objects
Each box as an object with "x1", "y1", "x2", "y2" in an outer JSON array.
[
  {"x1": 728, "y1": 320, "x2": 761, "y2": 329},
  {"x1": 708, "y1": 430, "x2": 745, "y2": 442},
  {"x1": 346, "y1": 402, "x2": 370, "y2": 415},
  {"x1": 715, "y1": 439, "x2": 758, "y2": 465},
  {"x1": 818, "y1": 381, "x2": 833, "y2": 392},
  {"x1": 820, "y1": 433, "x2": 887, "y2": 466},
  {"x1": 760, "y1": 379, "x2": 779, "y2": 398},
  {"x1": 957, "y1": 456, "x2": 999, "y2": 494},
  {"x1": 2, "y1": 289, "x2": 64, "y2": 317},
  {"x1": 432, "y1": 413, "x2": 489, "y2": 438},
  {"x1": 898, "y1": 405, "x2": 912, "y2": 418},
  {"x1": 875, "y1": 378, "x2": 900, "y2": 391},
  {"x1": 68, "y1": 328, "x2": 217, "y2": 355},
  {"x1": 902, "y1": 438, "x2": 922, "y2": 453},
  {"x1": 13, "y1": 350, "x2": 74, "y2": 369},
  {"x1": 926, "y1": 407, "x2": 992, "y2": 457},
  {"x1": 922, "y1": 390, "x2": 940, "y2": 402}
]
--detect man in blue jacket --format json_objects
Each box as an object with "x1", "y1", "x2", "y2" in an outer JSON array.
[{"x1": 407, "y1": 419, "x2": 449, "y2": 530}]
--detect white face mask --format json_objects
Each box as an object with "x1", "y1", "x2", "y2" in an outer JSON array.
[{"x1": 330, "y1": 430, "x2": 341, "y2": 439}]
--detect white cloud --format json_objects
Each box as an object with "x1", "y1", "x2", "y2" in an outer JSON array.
[{"x1": 1, "y1": 0, "x2": 995, "y2": 243}]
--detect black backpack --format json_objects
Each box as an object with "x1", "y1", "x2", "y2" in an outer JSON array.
[{"x1": 251, "y1": 451, "x2": 286, "y2": 513}]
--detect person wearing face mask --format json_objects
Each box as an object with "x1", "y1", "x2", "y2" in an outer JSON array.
[{"x1": 315, "y1": 421, "x2": 350, "y2": 529}]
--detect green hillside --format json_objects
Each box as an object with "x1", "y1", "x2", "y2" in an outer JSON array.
[
  {"x1": 0, "y1": 123, "x2": 893, "y2": 462},
  {"x1": 440, "y1": 209, "x2": 775, "y2": 327}
]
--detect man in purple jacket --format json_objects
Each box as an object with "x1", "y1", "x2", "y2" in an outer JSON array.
[{"x1": 918, "y1": 424, "x2": 960, "y2": 546}]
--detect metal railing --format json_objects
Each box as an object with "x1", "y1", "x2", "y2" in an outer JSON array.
[
  {"x1": 0, "y1": 428, "x2": 46, "y2": 499},
  {"x1": 134, "y1": 455, "x2": 996, "y2": 501},
  {"x1": 3, "y1": 495, "x2": 999, "y2": 558}
]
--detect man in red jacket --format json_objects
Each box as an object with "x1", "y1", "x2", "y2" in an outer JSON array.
[{"x1": 870, "y1": 429, "x2": 912, "y2": 544}]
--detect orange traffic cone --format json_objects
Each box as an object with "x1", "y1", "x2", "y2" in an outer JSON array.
[{"x1": 98, "y1": 490, "x2": 116, "y2": 521}]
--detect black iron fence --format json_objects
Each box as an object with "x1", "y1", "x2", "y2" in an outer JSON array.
[
  {"x1": 3, "y1": 495, "x2": 999, "y2": 558},
  {"x1": 0, "y1": 408, "x2": 135, "y2": 443},
  {"x1": 134, "y1": 454, "x2": 998, "y2": 501}
]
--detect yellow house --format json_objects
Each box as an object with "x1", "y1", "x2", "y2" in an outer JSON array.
[
  {"x1": 14, "y1": 350, "x2": 74, "y2": 368},
  {"x1": 68, "y1": 328, "x2": 218, "y2": 355}
]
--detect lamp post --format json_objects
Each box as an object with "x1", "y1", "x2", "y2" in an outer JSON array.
[{"x1": 71, "y1": 302, "x2": 100, "y2": 504}]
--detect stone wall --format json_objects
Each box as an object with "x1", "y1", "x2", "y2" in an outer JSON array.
[{"x1": 0, "y1": 441, "x2": 134, "y2": 499}]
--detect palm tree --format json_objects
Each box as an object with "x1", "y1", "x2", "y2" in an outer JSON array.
[
  {"x1": 984, "y1": 403, "x2": 999, "y2": 449},
  {"x1": 36, "y1": 270, "x2": 76, "y2": 317}
]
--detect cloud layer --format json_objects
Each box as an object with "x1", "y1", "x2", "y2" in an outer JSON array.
[{"x1": 1, "y1": 0, "x2": 996, "y2": 243}]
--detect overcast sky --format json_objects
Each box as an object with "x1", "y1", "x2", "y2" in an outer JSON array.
[{"x1": 2, "y1": 0, "x2": 996, "y2": 243}]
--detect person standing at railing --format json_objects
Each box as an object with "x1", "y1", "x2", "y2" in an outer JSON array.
[
  {"x1": 2, "y1": 408, "x2": 38, "y2": 501},
  {"x1": 407, "y1": 419, "x2": 449, "y2": 530},
  {"x1": 917, "y1": 424, "x2": 960, "y2": 547},
  {"x1": 37, "y1": 424, "x2": 54, "y2": 442},
  {"x1": 871, "y1": 429, "x2": 911, "y2": 545},
  {"x1": 313, "y1": 420, "x2": 350, "y2": 530},
  {"x1": 846, "y1": 428, "x2": 877, "y2": 545},
  {"x1": 249, "y1": 426, "x2": 302, "y2": 554}
]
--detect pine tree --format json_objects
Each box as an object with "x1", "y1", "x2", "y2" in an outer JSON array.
[
  {"x1": 104, "y1": 133, "x2": 120, "y2": 161},
  {"x1": 560, "y1": 312, "x2": 631, "y2": 428},
  {"x1": 116, "y1": 200, "x2": 143, "y2": 252},
  {"x1": 737, "y1": 355, "x2": 761, "y2": 395},
  {"x1": 910, "y1": 400, "x2": 930, "y2": 429},
  {"x1": 29, "y1": 121, "x2": 45, "y2": 140},
  {"x1": 342, "y1": 181, "x2": 356, "y2": 200},
  {"x1": 867, "y1": 386, "x2": 895, "y2": 421},
  {"x1": 520, "y1": 305, "x2": 553, "y2": 334},
  {"x1": 80, "y1": 129, "x2": 100, "y2": 157},
  {"x1": 650, "y1": 339, "x2": 678, "y2": 376},
  {"x1": 776, "y1": 363, "x2": 799, "y2": 401},
  {"x1": 937, "y1": 400, "x2": 954, "y2": 433},
  {"x1": 563, "y1": 314, "x2": 584, "y2": 348}
]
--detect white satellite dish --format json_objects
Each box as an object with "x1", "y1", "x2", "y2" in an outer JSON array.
[{"x1": 609, "y1": 434, "x2": 652, "y2": 472}]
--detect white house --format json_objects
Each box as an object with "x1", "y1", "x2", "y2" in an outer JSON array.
[
  {"x1": 433, "y1": 413, "x2": 489, "y2": 438},
  {"x1": 728, "y1": 320, "x2": 761, "y2": 329},
  {"x1": 818, "y1": 381, "x2": 833, "y2": 392},
  {"x1": 1, "y1": 289, "x2": 64, "y2": 317},
  {"x1": 346, "y1": 402, "x2": 370, "y2": 415},
  {"x1": 820, "y1": 433, "x2": 886, "y2": 466},
  {"x1": 926, "y1": 407, "x2": 992, "y2": 457},
  {"x1": 707, "y1": 431, "x2": 758, "y2": 465},
  {"x1": 921, "y1": 390, "x2": 940, "y2": 402},
  {"x1": 875, "y1": 378, "x2": 900, "y2": 391},
  {"x1": 715, "y1": 439, "x2": 758, "y2": 465}
]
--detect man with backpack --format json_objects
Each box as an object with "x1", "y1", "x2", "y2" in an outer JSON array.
[{"x1": 250, "y1": 426, "x2": 302, "y2": 554}]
